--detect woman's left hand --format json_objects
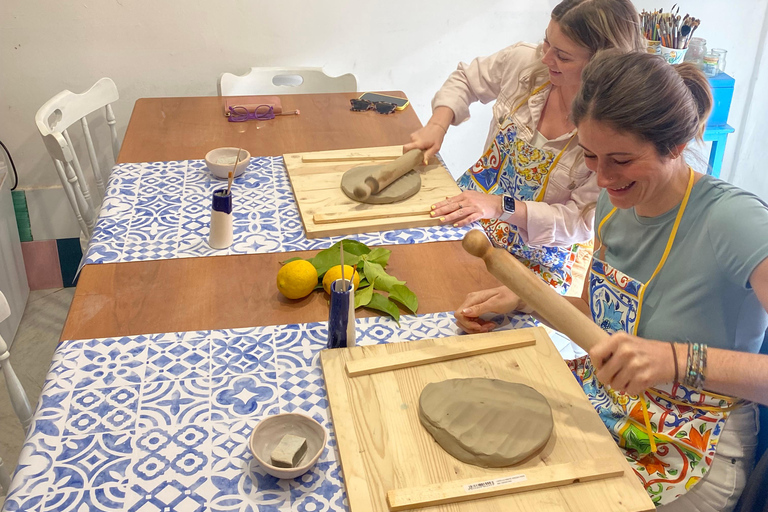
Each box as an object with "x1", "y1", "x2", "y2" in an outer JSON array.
[
  {"x1": 589, "y1": 332, "x2": 677, "y2": 396},
  {"x1": 431, "y1": 191, "x2": 503, "y2": 227}
]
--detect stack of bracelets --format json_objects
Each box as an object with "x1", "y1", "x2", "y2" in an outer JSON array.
[{"x1": 684, "y1": 342, "x2": 708, "y2": 389}]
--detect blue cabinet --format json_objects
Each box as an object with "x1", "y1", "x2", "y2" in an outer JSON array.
[{"x1": 703, "y1": 73, "x2": 735, "y2": 178}]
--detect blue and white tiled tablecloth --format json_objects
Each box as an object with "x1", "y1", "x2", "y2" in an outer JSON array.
[
  {"x1": 5, "y1": 312, "x2": 539, "y2": 512},
  {"x1": 83, "y1": 158, "x2": 467, "y2": 266}
]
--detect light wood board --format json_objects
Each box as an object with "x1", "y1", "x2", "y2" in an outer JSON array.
[
  {"x1": 320, "y1": 327, "x2": 655, "y2": 512},
  {"x1": 283, "y1": 146, "x2": 461, "y2": 238}
]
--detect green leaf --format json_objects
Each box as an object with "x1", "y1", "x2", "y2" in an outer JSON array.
[
  {"x1": 366, "y1": 247, "x2": 391, "y2": 267},
  {"x1": 675, "y1": 431, "x2": 687, "y2": 439},
  {"x1": 364, "y1": 261, "x2": 405, "y2": 292},
  {"x1": 311, "y1": 250, "x2": 360, "y2": 277},
  {"x1": 389, "y1": 284, "x2": 418, "y2": 314},
  {"x1": 365, "y1": 292, "x2": 400, "y2": 325},
  {"x1": 354, "y1": 281, "x2": 375, "y2": 308},
  {"x1": 329, "y1": 239, "x2": 371, "y2": 256},
  {"x1": 280, "y1": 256, "x2": 303, "y2": 265},
  {"x1": 357, "y1": 278, "x2": 369, "y2": 288}
]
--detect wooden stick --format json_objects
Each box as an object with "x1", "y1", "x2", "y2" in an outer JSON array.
[
  {"x1": 386, "y1": 458, "x2": 624, "y2": 511},
  {"x1": 340, "y1": 240, "x2": 346, "y2": 292},
  {"x1": 301, "y1": 154, "x2": 401, "y2": 163},
  {"x1": 345, "y1": 329, "x2": 536, "y2": 377},
  {"x1": 313, "y1": 205, "x2": 432, "y2": 224},
  {"x1": 462, "y1": 230, "x2": 608, "y2": 352}
]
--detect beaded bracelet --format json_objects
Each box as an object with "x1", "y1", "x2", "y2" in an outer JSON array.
[{"x1": 683, "y1": 342, "x2": 708, "y2": 390}]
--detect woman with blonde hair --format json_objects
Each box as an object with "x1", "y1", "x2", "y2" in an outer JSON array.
[
  {"x1": 457, "y1": 51, "x2": 768, "y2": 511},
  {"x1": 405, "y1": 0, "x2": 644, "y2": 293}
]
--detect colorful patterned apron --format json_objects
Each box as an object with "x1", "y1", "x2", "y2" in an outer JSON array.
[
  {"x1": 568, "y1": 169, "x2": 743, "y2": 506},
  {"x1": 456, "y1": 82, "x2": 579, "y2": 294}
]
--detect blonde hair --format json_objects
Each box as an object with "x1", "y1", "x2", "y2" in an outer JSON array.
[
  {"x1": 516, "y1": 0, "x2": 644, "y2": 101},
  {"x1": 572, "y1": 51, "x2": 713, "y2": 156}
]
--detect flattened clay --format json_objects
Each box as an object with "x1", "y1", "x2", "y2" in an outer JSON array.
[
  {"x1": 341, "y1": 165, "x2": 421, "y2": 204},
  {"x1": 419, "y1": 378, "x2": 553, "y2": 468}
]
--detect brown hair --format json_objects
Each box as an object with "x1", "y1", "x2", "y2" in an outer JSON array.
[
  {"x1": 572, "y1": 51, "x2": 713, "y2": 156},
  {"x1": 553, "y1": 0, "x2": 645, "y2": 55},
  {"x1": 518, "y1": 0, "x2": 644, "y2": 104}
]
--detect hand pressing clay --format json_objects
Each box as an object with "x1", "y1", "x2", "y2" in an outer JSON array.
[{"x1": 419, "y1": 378, "x2": 553, "y2": 468}]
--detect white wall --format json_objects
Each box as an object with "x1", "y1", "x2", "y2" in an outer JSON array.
[{"x1": 1, "y1": 0, "x2": 766, "y2": 239}]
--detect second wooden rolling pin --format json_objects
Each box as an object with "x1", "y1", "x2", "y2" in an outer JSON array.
[
  {"x1": 352, "y1": 149, "x2": 424, "y2": 201},
  {"x1": 462, "y1": 229, "x2": 608, "y2": 352}
]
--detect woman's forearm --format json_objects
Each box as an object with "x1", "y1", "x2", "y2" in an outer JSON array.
[
  {"x1": 427, "y1": 106, "x2": 455, "y2": 131},
  {"x1": 693, "y1": 348, "x2": 768, "y2": 406}
]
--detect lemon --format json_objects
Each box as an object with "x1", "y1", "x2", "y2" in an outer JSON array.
[
  {"x1": 322, "y1": 265, "x2": 360, "y2": 294},
  {"x1": 276, "y1": 260, "x2": 318, "y2": 299}
]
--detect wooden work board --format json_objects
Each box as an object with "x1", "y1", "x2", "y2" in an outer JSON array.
[
  {"x1": 320, "y1": 327, "x2": 654, "y2": 511},
  {"x1": 283, "y1": 146, "x2": 460, "y2": 238}
]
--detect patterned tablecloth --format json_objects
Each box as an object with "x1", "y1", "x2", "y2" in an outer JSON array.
[
  {"x1": 4, "y1": 312, "x2": 541, "y2": 512},
  {"x1": 83, "y1": 158, "x2": 467, "y2": 266}
]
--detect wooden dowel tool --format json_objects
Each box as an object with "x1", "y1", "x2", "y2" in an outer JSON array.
[{"x1": 462, "y1": 229, "x2": 608, "y2": 352}]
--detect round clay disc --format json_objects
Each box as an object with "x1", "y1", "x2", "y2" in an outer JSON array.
[
  {"x1": 340, "y1": 165, "x2": 421, "y2": 204},
  {"x1": 419, "y1": 378, "x2": 553, "y2": 468}
]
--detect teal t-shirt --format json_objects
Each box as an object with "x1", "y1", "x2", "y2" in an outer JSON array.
[{"x1": 595, "y1": 175, "x2": 768, "y2": 353}]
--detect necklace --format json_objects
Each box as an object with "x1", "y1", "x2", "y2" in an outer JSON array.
[{"x1": 555, "y1": 86, "x2": 573, "y2": 124}]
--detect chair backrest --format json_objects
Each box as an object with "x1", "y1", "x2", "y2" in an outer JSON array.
[
  {"x1": 34, "y1": 77, "x2": 121, "y2": 240},
  {"x1": 218, "y1": 67, "x2": 357, "y2": 96}
]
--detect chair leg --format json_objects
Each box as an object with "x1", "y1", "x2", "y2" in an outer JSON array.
[
  {"x1": 0, "y1": 335, "x2": 33, "y2": 432},
  {"x1": 0, "y1": 455, "x2": 11, "y2": 495}
]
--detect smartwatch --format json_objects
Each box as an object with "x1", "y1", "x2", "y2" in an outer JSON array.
[{"x1": 499, "y1": 194, "x2": 516, "y2": 222}]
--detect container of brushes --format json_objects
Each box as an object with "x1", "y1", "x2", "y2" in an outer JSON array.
[
  {"x1": 645, "y1": 39, "x2": 661, "y2": 55},
  {"x1": 661, "y1": 45, "x2": 687, "y2": 65}
]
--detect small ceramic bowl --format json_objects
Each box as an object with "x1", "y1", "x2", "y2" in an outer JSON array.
[
  {"x1": 249, "y1": 413, "x2": 327, "y2": 479},
  {"x1": 205, "y1": 147, "x2": 250, "y2": 179}
]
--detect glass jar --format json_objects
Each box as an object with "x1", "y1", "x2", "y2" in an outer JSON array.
[
  {"x1": 711, "y1": 48, "x2": 727, "y2": 73},
  {"x1": 684, "y1": 37, "x2": 707, "y2": 69},
  {"x1": 703, "y1": 53, "x2": 720, "y2": 77}
]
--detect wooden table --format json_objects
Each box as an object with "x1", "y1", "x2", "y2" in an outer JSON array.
[
  {"x1": 118, "y1": 92, "x2": 420, "y2": 163},
  {"x1": 64, "y1": 91, "x2": 488, "y2": 341}
]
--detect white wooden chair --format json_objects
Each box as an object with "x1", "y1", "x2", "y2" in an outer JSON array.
[
  {"x1": 0, "y1": 290, "x2": 33, "y2": 495},
  {"x1": 218, "y1": 67, "x2": 357, "y2": 96},
  {"x1": 34, "y1": 78, "x2": 121, "y2": 244}
]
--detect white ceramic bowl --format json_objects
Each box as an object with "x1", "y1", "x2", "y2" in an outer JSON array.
[
  {"x1": 205, "y1": 147, "x2": 250, "y2": 179},
  {"x1": 249, "y1": 413, "x2": 327, "y2": 479}
]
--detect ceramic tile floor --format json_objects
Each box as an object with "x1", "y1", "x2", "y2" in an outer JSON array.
[{"x1": 0, "y1": 288, "x2": 75, "y2": 493}]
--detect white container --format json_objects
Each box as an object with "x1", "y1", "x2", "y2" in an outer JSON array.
[{"x1": 208, "y1": 189, "x2": 233, "y2": 249}]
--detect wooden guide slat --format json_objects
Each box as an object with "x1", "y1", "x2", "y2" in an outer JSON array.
[
  {"x1": 386, "y1": 458, "x2": 625, "y2": 511},
  {"x1": 345, "y1": 329, "x2": 536, "y2": 377}
]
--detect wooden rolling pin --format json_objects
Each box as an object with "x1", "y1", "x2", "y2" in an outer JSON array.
[
  {"x1": 353, "y1": 149, "x2": 424, "y2": 201},
  {"x1": 462, "y1": 230, "x2": 608, "y2": 352}
]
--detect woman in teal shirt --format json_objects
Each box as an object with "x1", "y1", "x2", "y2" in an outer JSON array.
[{"x1": 456, "y1": 52, "x2": 768, "y2": 511}]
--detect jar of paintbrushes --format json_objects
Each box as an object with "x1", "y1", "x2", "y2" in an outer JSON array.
[{"x1": 640, "y1": 6, "x2": 701, "y2": 64}]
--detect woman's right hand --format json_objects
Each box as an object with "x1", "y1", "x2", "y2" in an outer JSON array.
[
  {"x1": 403, "y1": 123, "x2": 447, "y2": 164},
  {"x1": 454, "y1": 286, "x2": 523, "y2": 333}
]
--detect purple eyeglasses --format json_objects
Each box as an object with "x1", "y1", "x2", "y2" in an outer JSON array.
[{"x1": 228, "y1": 105, "x2": 275, "y2": 122}]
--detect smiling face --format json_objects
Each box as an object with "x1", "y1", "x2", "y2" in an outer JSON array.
[
  {"x1": 578, "y1": 118, "x2": 690, "y2": 216},
  {"x1": 541, "y1": 20, "x2": 592, "y2": 90}
]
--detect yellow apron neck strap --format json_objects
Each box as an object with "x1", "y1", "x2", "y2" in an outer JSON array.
[
  {"x1": 511, "y1": 81, "x2": 551, "y2": 114},
  {"x1": 634, "y1": 167, "x2": 696, "y2": 335}
]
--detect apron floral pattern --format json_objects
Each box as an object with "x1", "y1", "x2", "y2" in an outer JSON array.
[
  {"x1": 456, "y1": 89, "x2": 578, "y2": 294},
  {"x1": 568, "y1": 170, "x2": 738, "y2": 505}
]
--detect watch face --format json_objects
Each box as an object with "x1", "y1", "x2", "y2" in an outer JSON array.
[{"x1": 503, "y1": 195, "x2": 516, "y2": 214}]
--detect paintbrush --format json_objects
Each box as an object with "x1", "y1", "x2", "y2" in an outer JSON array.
[
  {"x1": 340, "y1": 240, "x2": 346, "y2": 292},
  {"x1": 226, "y1": 148, "x2": 242, "y2": 195}
]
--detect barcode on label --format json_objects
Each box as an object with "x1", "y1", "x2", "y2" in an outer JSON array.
[{"x1": 463, "y1": 473, "x2": 527, "y2": 492}]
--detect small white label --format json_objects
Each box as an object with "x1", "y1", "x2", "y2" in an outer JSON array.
[{"x1": 464, "y1": 473, "x2": 527, "y2": 492}]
